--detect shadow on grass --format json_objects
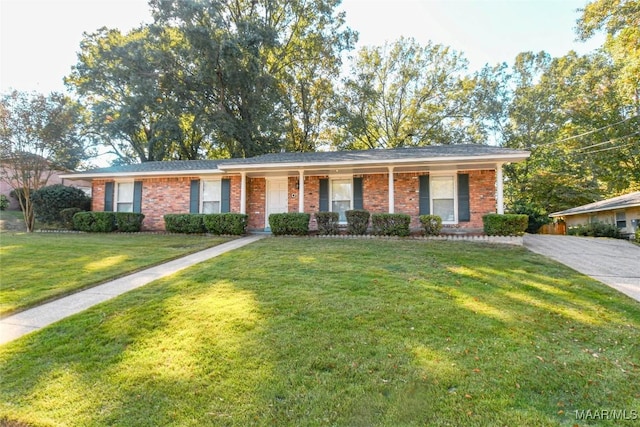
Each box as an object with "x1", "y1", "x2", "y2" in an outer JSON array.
[{"x1": 1, "y1": 239, "x2": 639, "y2": 426}]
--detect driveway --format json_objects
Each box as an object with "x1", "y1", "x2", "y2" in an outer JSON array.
[{"x1": 524, "y1": 234, "x2": 640, "y2": 303}]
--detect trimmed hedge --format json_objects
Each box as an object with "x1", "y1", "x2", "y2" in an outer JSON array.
[
  {"x1": 419, "y1": 215, "x2": 442, "y2": 236},
  {"x1": 164, "y1": 214, "x2": 206, "y2": 234},
  {"x1": 371, "y1": 213, "x2": 411, "y2": 237},
  {"x1": 269, "y1": 213, "x2": 310, "y2": 236},
  {"x1": 72, "y1": 212, "x2": 117, "y2": 232},
  {"x1": 315, "y1": 212, "x2": 339, "y2": 235},
  {"x1": 60, "y1": 207, "x2": 83, "y2": 230},
  {"x1": 72, "y1": 211, "x2": 144, "y2": 232},
  {"x1": 115, "y1": 212, "x2": 145, "y2": 232},
  {"x1": 346, "y1": 210, "x2": 370, "y2": 235},
  {"x1": 482, "y1": 214, "x2": 528, "y2": 236},
  {"x1": 567, "y1": 222, "x2": 622, "y2": 239},
  {"x1": 203, "y1": 213, "x2": 248, "y2": 235}
]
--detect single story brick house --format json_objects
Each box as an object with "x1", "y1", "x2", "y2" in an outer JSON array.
[
  {"x1": 61, "y1": 144, "x2": 530, "y2": 232},
  {"x1": 549, "y1": 191, "x2": 640, "y2": 238}
]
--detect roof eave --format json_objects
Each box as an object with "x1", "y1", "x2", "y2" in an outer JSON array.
[
  {"x1": 550, "y1": 203, "x2": 640, "y2": 217},
  {"x1": 59, "y1": 169, "x2": 225, "y2": 180}
]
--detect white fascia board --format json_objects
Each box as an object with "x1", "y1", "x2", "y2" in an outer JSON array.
[
  {"x1": 219, "y1": 153, "x2": 530, "y2": 171},
  {"x1": 549, "y1": 203, "x2": 640, "y2": 217},
  {"x1": 59, "y1": 169, "x2": 225, "y2": 180}
]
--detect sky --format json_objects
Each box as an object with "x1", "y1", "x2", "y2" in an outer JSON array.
[{"x1": 0, "y1": 0, "x2": 605, "y2": 95}]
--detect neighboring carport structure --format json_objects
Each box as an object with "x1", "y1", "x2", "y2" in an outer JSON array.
[{"x1": 549, "y1": 191, "x2": 640, "y2": 238}]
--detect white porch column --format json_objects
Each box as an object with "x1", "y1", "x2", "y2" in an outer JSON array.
[
  {"x1": 298, "y1": 170, "x2": 305, "y2": 213},
  {"x1": 496, "y1": 163, "x2": 504, "y2": 214},
  {"x1": 388, "y1": 166, "x2": 395, "y2": 213},
  {"x1": 240, "y1": 172, "x2": 247, "y2": 214}
]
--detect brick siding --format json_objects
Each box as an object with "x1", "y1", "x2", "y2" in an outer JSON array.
[{"x1": 90, "y1": 169, "x2": 498, "y2": 232}]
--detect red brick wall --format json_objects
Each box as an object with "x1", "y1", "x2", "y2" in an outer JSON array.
[
  {"x1": 393, "y1": 172, "x2": 422, "y2": 228},
  {"x1": 92, "y1": 180, "x2": 107, "y2": 212},
  {"x1": 363, "y1": 174, "x2": 389, "y2": 214},
  {"x1": 139, "y1": 177, "x2": 193, "y2": 230},
  {"x1": 92, "y1": 175, "x2": 242, "y2": 231},
  {"x1": 89, "y1": 168, "x2": 498, "y2": 232},
  {"x1": 247, "y1": 177, "x2": 266, "y2": 230},
  {"x1": 464, "y1": 169, "x2": 497, "y2": 229}
]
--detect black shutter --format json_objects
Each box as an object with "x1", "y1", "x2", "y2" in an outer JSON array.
[
  {"x1": 419, "y1": 175, "x2": 430, "y2": 215},
  {"x1": 190, "y1": 180, "x2": 200, "y2": 213},
  {"x1": 458, "y1": 174, "x2": 470, "y2": 222},
  {"x1": 133, "y1": 181, "x2": 143, "y2": 213},
  {"x1": 221, "y1": 178, "x2": 231, "y2": 213},
  {"x1": 353, "y1": 177, "x2": 363, "y2": 210},
  {"x1": 319, "y1": 178, "x2": 329, "y2": 212},
  {"x1": 104, "y1": 181, "x2": 114, "y2": 212}
]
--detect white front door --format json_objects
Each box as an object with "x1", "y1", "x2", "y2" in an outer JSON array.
[{"x1": 266, "y1": 178, "x2": 289, "y2": 228}]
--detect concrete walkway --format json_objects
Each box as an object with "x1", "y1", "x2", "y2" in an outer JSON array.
[
  {"x1": 524, "y1": 234, "x2": 640, "y2": 303},
  {"x1": 0, "y1": 235, "x2": 265, "y2": 345}
]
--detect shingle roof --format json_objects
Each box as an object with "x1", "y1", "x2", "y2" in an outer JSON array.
[
  {"x1": 80, "y1": 159, "x2": 225, "y2": 174},
  {"x1": 550, "y1": 192, "x2": 640, "y2": 217},
  {"x1": 62, "y1": 144, "x2": 529, "y2": 178},
  {"x1": 223, "y1": 144, "x2": 528, "y2": 166}
]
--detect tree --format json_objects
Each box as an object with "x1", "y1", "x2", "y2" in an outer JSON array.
[
  {"x1": 577, "y1": 0, "x2": 640, "y2": 113},
  {"x1": 67, "y1": 0, "x2": 355, "y2": 163},
  {"x1": 498, "y1": 50, "x2": 639, "y2": 214},
  {"x1": 0, "y1": 91, "x2": 89, "y2": 231},
  {"x1": 67, "y1": 25, "x2": 214, "y2": 163},
  {"x1": 330, "y1": 38, "x2": 486, "y2": 149},
  {"x1": 150, "y1": 0, "x2": 356, "y2": 156}
]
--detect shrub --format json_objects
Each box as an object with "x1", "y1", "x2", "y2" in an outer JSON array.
[
  {"x1": 482, "y1": 214, "x2": 528, "y2": 236},
  {"x1": 419, "y1": 215, "x2": 442, "y2": 236},
  {"x1": 371, "y1": 213, "x2": 411, "y2": 237},
  {"x1": 346, "y1": 210, "x2": 370, "y2": 235},
  {"x1": 72, "y1": 212, "x2": 116, "y2": 232},
  {"x1": 567, "y1": 222, "x2": 622, "y2": 239},
  {"x1": 203, "y1": 213, "x2": 248, "y2": 235},
  {"x1": 269, "y1": 213, "x2": 310, "y2": 236},
  {"x1": 315, "y1": 212, "x2": 339, "y2": 235},
  {"x1": 512, "y1": 201, "x2": 551, "y2": 234},
  {"x1": 60, "y1": 207, "x2": 83, "y2": 230},
  {"x1": 115, "y1": 212, "x2": 145, "y2": 232},
  {"x1": 0, "y1": 194, "x2": 9, "y2": 211},
  {"x1": 164, "y1": 214, "x2": 206, "y2": 234},
  {"x1": 635, "y1": 228, "x2": 640, "y2": 241},
  {"x1": 31, "y1": 184, "x2": 91, "y2": 224}
]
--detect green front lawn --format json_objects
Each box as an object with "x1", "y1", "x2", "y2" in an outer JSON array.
[
  {"x1": 0, "y1": 233, "x2": 230, "y2": 315},
  {"x1": 1, "y1": 238, "x2": 639, "y2": 426}
]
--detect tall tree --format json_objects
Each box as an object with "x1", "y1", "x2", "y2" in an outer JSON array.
[
  {"x1": 577, "y1": 0, "x2": 640, "y2": 113},
  {"x1": 67, "y1": 25, "x2": 213, "y2": 163},
  {"x1": 150, "y1": 0, "x2": 355, "y2": 156},
  {"x1": 330, "y1": 38, "x2": 486, "y2": 149},
  {"x1": 0, "y1": 91, "x2": 89, "y2": 231},
  {"x1": 498, "y1": 50, "x2": 639, "y2": 215}
]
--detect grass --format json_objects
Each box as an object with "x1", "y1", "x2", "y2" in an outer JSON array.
[
  {"x1": 0, "y1": 232, "x2": 231, "y2": 315},
  {"x1": 0, "y1": 238, "x2": 639, "y2": 426}
]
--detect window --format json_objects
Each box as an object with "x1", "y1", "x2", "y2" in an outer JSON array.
[
  {"x1": 202, "y1": 180, "x2": 221, "y2": 213},
  {"x1": 616, "y1": 211, "x2": 626, "y2": 229},
  {"x1": 431, "y1": 176, "x2": 455, "y2": 222},
  {"x1": 331, "y1": 179, "x2": 352, "y2": 222},
  {"x1": 116, "y1": 182, "x2": 134, "y2": 212}
]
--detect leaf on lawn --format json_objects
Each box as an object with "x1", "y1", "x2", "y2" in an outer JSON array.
[
  {"x1": 515, "y1": 383, "x2": 520, "y2": 389},
  {"x1": 472, "y1": 368, "x2": 481, "y2": 373},
  {"x1": 536, "y1": 355, "x2": 544, "y2": 362},
  {"x1": 464, "y1": 394, "x2": 472, "y2": 399}
]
